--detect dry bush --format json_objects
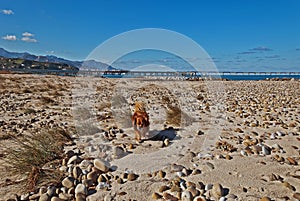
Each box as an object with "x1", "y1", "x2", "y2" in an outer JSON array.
[{"x1": 3, "y1": 128, "x2": 71, "y2": 192}]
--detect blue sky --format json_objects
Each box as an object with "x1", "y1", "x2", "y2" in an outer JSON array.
[{"x1": 1, "y1": 0, "x2": 300, "y2": 71}]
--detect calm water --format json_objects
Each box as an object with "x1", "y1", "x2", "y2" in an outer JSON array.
[{"x1": 102, "y1": 74, "x2": 300, "y2": 80}]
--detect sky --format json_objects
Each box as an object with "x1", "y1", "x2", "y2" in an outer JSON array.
[{"x1": 1, "y1": 0, "x2": 300, "y2": 72}]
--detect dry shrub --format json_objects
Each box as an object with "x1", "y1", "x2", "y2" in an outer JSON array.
[{"x1": 3, "y1": 128, "x2": 71, "y2": 192}]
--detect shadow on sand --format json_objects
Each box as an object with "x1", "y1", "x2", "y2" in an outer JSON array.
[{"x1": 145, "y1": 127, "x2": 179, "y2": 141}]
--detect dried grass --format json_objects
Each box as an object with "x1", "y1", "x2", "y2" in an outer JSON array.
[{"x1": 3, "y1": 128, "x2": 71, "y2": 192}]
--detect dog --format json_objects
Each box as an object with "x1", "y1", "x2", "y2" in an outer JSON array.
[{"x1": 132, "y1": 102, "x2": 150, "y2": 143}]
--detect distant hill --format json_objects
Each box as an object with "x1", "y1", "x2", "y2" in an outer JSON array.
[{"x1": 0, "y1": 48, "x2": 116, "y2": 71}]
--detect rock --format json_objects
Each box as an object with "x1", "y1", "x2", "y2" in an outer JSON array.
[
  {"x1": 127, "y1": 173, "x2": 139, "y2": 181},
  {"x1": 164, "y1": 138, "x2": 170, "y2": 147},
  {"x1": 211, "y1": 183, "x2": 224, "y2": 199},
  {"x1": 75, "y1": 183, "x2": 87, "y2": 195},
  {"x1": 46, "y1": 186, "x2": 56, "y2": 197},
  {"x1": 182, "y1": 190, "x2": 193, "y2": 201},
  {"x1": 158, "y1": 170, "x2": 166, "y2": 178},
  {"x1": 20, "y1": 193, "x2": 30, "y2": 200},
  {"x1": 261, "y1": 145, "x2": 271, "y2": 155},
  {"x1": 193, "y1": 196, "x2": 207, "y2": 201},
  {"x1": 293, "y1": 193, "x2": 300, "y2": 200},
  {"x1": 79, "y1": 160, "x2": 92, "y2": 170},
  {"x1": 51, "y1": 197, "x2": 63, "y2": 201},
  {"x1": 192, "y1": 169, "x2": 201, "y2": 175},
  {"x1": 94, "y1": 159, "x2": 110, "y2": 173},
  {"x1": 259, "y1": 197, "x2": 271, "y2": 201},
  {"x1": 152, "y1": 192, "x2": 163, "y2": 199},
  {"x1": 29, "y1": 193, "x2": 40, "y2": 200},
  {"x1": 58, "y1": 193, "x2": 73, "y2": 200},
  {"x1": 205, "y1": 184, "x2": 213, "y2": 191},
  {"x1": 75, "y1": 193, "x2": 86, "y2": 201},
  {"x1": 73, "y1": 166, "x2": 83, "y2": 179},
  {"x1": 282, "y1": 181, "x2": 296, "y2": 191},
  {"x1": 163, "y1": 192, "x2": 179, "y2": 201},
  {"x1": 38, "y1": 193, "x2": 49, "y2": 201},
  {"x1": 87, "y1": 170, "x2": 100, "y2": 183},
  {"x1": 188, "y1": 186, "x2": 199, "y2": 197},
  {"x1": 62, "y1": 177, "x2": 75, "y2": 188},
  {"x1": 67, "y1": 155, "x2": 81, "y2": 165},
  {"x1": 159, "y1": 185, "x2": 170, "y2": 192},
  {"x1": 287, "y1": 157, "x2": 298, "y2": 165}
]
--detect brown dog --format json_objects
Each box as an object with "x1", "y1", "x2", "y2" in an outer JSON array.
[{"x1": 132, "y1": 102, "x2": 150, "y2": 143}]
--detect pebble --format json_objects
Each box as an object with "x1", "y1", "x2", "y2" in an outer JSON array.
[
  {"x1": 181, "y1": 190, "x2": 193, "y2": 201},
  {"x1": 259, "y1": 197, "x2": 271, "y2": 201},
  {"x1": 163, "y1": 192, "x2": 179, "y2": 200},
  {"x1": 287, "y1": 157, "x2": 297, "y2": 165},
  {"x1": 38, "y1": 193, "x2": 49, "y2": 201},
  {"x1": 164, "y1": 138, "x2": 170, "y2": 147},
  {"x1": 158, "y1": 170, "x2": 166, "y2": 178},
  {"x1": 75, "y1": 183, "x2": 87, "y2": 195},
  {"x1": 152, "y1": 192, "x2": 163, "y2": 199},
  {"x1": 159, "y1": 185, "x2": 170, "y2": 193},
  {"x1": 73, "y1": 166, "x2": 83, "y2": 179},
  {"x1": 62, "y1": 177, "x2": 75, "y2": 188},
  {"x1": 75, "y1": 193, "x2": 86, "y2": 201},
  {"x1": 87, "y1": 170, "x2": 99, "y2": 182},
  {"x1": 94, "y1": 158, "x2": 111, "y2": 173},
  {"x1": 293, "y1": 193, "x2": 300, "y2": 200},
  {"x1": 211, "y1": 183, "x2": 224, "y2": 199},
  {"x1": 127, "y1": 173, "x2": 139, "y2": 181},
  {"x1": 51, "y1": 197, "x2": 63, "y2": 201},
  {"x1": 193, "y1": 196, "x2": 207, "y2": 201},
  {"x1": 261, "y1": 145, "x2": 271, "y2": 155},
  {"x1": 67, "y1": 155, "x2": 81, "y2": 165}
]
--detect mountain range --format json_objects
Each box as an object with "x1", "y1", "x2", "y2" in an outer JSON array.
[{"x1": 0, "y1": 47, "x2": 116, "y2": 71}]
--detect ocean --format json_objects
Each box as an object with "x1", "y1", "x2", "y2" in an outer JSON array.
[{"x1": 102, "y1": 73, "x2": 300, "y2": 80}]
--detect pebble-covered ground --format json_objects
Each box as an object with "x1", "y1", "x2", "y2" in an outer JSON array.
[{"x1": 0, "y1": 74, "x2": 299, "y2": 201}]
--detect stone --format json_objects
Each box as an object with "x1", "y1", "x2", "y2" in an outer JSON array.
[
  {"x1": 163, "y1": 192, "x2": 179, "y2": 201},
  {"x1": 75, "y1": 193, "x2": 86, "y2": 201},
  {"x1": 67, "y1": 155, "x2": 81, "y2": 165},
  {"x1": 259, "y1": 197, "x2": 271, "y2": 201},
  {"x1": 73, "y1": 166, "x2": 83, "y2": 179},
  {"x1": 293, "y1": 193, "x2": 300, "y2": 200},
  {"x1": 127, "y1": 173, "x2": 139, "y2": 181},
  {"x1": 38, "y1": 193, "x2": 49, "y2": 201},
  {"x1": 94, "y1": 159, "x2": 110, "y2": 173},
  {"x1": 87, "y1": 170, "x2": 100, "y2": 183},
  {"x1": 181, "y1": 190, "x2": 193, "y2": 201},
  {"x1": 46, "y1": 186, "x2": 56, "y2": 197},
  {"x1": 152, "y1": 192, "x2": 162, "y2": 199},
  {"x1": 188, "y1": 186, "x2": 199, "y2": 197},
  {"x1": 287, "y1": 157, "x2": 297, "y2": 165},
  {"x1": 75, "y1": 183, "x2": 87, "y2": 195},
  {"x1": 51, "y1": 197, "x2": 63, "y2": 201},
  {"x1": 193, "y1": 196, "x2": 207, "y2": 201},
  {"x1": 159, "y1": 185, "x2": 170, "y2": 192},
  {"x1": 62, "y1": 177, "x2": 75, "y2": 188},
  {"x1": 211, "y1": 183, "x2": 224, "y2": 199},
  {"x1": 58, "y1": 193, "x2": 73, "y2": 200},
  {"x1": 158, "y1": 170, "x2": 166, "y2": 178}
]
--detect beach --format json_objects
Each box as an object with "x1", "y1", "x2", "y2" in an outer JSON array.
[{"x1": 0, "y1": 74, "x2": 299, "y2": 201}]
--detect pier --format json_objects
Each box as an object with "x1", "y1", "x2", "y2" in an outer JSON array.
[{"x1": 2, "y1": 68, "x2": 300, "y2": 78}]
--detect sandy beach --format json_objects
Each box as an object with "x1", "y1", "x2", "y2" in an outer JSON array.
[{"x1": 0, "y1": 74, "x2": 299, "y2": 201}]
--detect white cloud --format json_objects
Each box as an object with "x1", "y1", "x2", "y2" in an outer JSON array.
[
  {"x1": 21, "y1": 37, "x2": 37, "y2": 43},
  {"x1": 1, "y1": 9, "x2": 14, "y2": 15},
  {"x1": 2, "y1": 35, "x2": 17, "y2": 41},
  {"x1": 22, "y1": 32, "x2": 34, "y2": 37}
]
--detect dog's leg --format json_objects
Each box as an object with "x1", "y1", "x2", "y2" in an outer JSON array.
[{"x1": 135, "y1": 130, "x2": 142, "y2": 143}]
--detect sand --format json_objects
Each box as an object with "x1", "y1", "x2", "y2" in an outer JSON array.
[{"x1": 0, "y1": 74, "x2": 299, "y2": 201}]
